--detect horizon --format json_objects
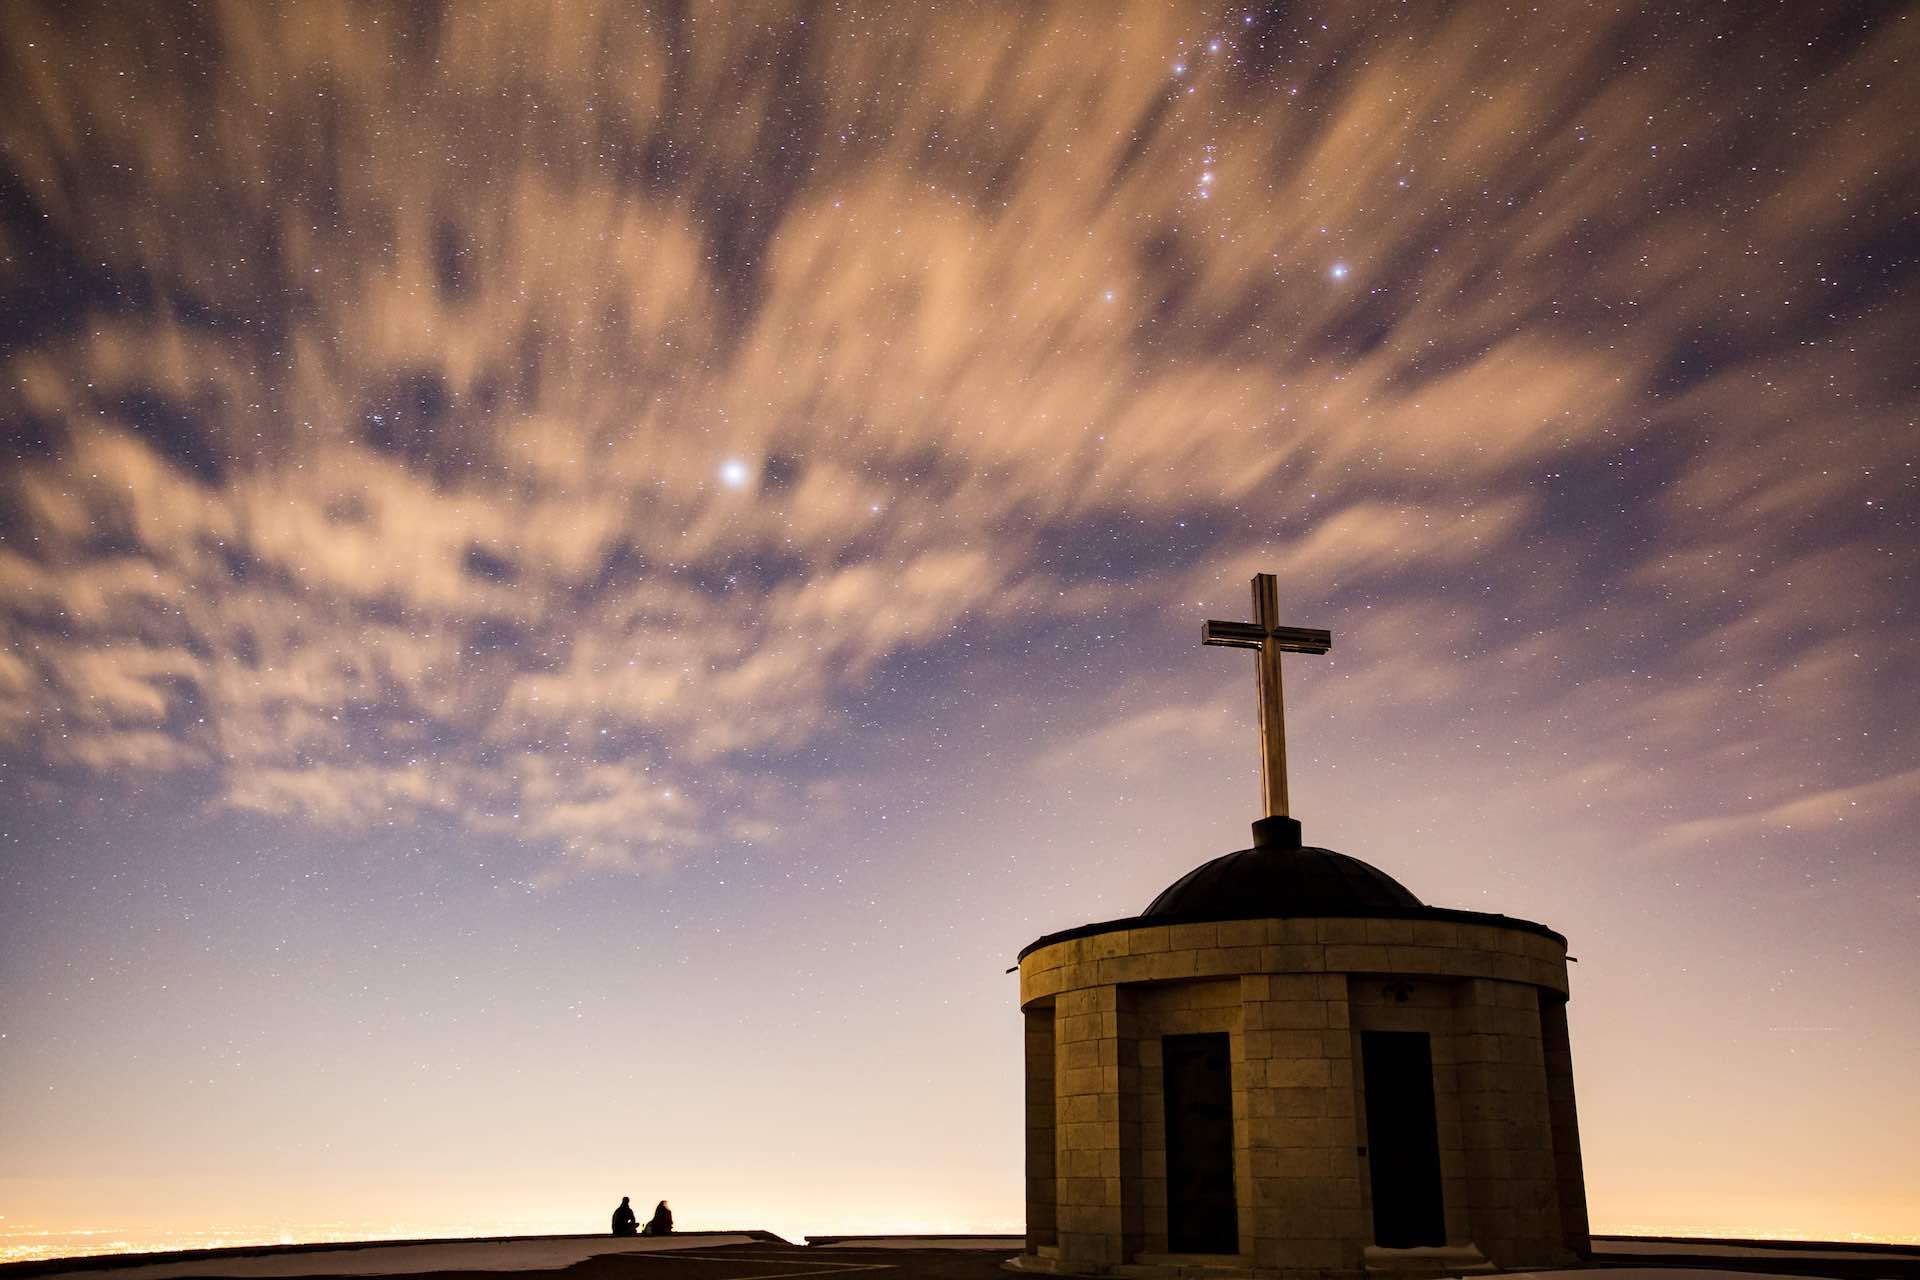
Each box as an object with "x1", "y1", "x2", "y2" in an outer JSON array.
[{"x1": 2, "y1": 0, "x2": 1915, "y2": 1261}]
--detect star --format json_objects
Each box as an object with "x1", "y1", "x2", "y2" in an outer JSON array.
[{"x1": 719, "y1": 459, "x2": 751, "y2": 489}]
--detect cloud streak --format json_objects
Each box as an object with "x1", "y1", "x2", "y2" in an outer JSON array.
[{"x1": 0, "y1": 1, "x2": 1912, "y2": 877}]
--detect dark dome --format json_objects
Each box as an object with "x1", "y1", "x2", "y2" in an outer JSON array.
[{"x1": 1142, "y1": 816, "x2": 1422, "y2": 920}]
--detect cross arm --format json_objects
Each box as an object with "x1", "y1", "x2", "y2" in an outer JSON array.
[
  {"x1": 1270, "y1": 626, "x2": 1332, "y2": 654},
  {"x1": 1202, "y1": 620, "x2": 1266, "y2": 648}
]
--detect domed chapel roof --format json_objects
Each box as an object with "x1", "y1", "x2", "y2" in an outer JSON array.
[{"x1": 1141, "y1": 815, "x2": 1423, "y2": 921}]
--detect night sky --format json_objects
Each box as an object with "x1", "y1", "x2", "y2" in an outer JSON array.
[{"x1": 2, "y1": 1, "x2": 1916, "y2": 1260}]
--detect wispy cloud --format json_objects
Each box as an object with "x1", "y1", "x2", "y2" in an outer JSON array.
[{"x1": 0, "y1": 1, "x2": 1911, "y2": 879}]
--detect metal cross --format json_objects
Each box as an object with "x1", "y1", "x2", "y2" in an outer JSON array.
[{"x1": 1202, "y1": 573, "x2": 1331, "y2": 819}]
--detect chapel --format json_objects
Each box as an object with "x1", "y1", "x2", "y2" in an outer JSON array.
[{"x1": 1011, "y1": 576, "x2": 1589, "y2": 1280}]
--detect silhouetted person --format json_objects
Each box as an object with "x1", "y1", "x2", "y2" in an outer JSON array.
[
  {"x1": 644, "y1": 1200, "x2": 673, "y2": 1236},
  {"x1": 612, "y1": 1196, "x2": 638, "y2": 1237}
]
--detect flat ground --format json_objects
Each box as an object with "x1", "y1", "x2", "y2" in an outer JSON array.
[
  {"x1": 9, "y1": 1242, "x2": 1018, "y2": 1280},
  {"x1": 528, "y1": 1244, "x2": 1014, "y2": 1280},
  {"x1": 14, "y1": 1235, "x2": 1920, "y2": 1280}
]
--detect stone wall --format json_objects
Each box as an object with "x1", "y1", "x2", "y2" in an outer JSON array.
[{"x1": 1018, "y1": 914, "x2": 1581, "y2": 1277}]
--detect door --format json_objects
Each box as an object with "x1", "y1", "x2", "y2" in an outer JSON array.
[
  {"x1": 1163, "y1": 1032, "x2": 1238, "y2": 1254},
  {"x1": 1360, "y1": 1030, "x2": 1446, "y2": 1247}
]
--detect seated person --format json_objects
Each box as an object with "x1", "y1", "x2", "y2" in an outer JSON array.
[
  {"x1": 644, "y1": 1200, "x2": 673, "y2": 1236},
  {"x1": 612, "y1": 1196, "x2": 638, "y2": 1237}
]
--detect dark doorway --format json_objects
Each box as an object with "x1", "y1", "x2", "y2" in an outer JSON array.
[
  {"x1": 1361, "y1": 1030, "x2": 1446, "y2": 1247},
  {"x1": 1163, "y1": 1032, "x2": 1238, "y2": 1254}
]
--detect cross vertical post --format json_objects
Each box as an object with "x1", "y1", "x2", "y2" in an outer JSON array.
[{"x1": 1201, "y1": 573, "x2": 1331, "y2": 819}]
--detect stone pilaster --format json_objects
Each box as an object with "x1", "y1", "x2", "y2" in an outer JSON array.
[
  {"x1": 1242, "y1": 969, "x2": 1364, "y2": 1273},
  {"x1": 1539, "y1": 992, "x2": 1590, "y2": 1257},
  {"x1": 1451, "y1": 977, "x2": 1566, "y2": 1266},
  {"x1": 1027, "y1": 1003, "x2": 1059, "y2": 1251},
  {"x1": 1054, "y1": 983, "x2": 1135, "y2": 1270}
]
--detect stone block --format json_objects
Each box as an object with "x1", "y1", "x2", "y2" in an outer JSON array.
[
  {"x1": 1272, "y1": 1236, "x2": 1347, "y2": 1270},
  {"x1": 1063, "y1": 1039, "x2": 1103, "y2": 1071},
  {"x1": 1145, "y1": 950, "x2": 1201, "y2": 981},
  {"x1": 1022, "y1": 970, "x2": 1063, "y2": 1004},
  {"x1": 1059, "y1": 1175, "x2": 1106, "y2": 1206},
  {"x1": 1130, "y1": 926, "x2": 1171, "y2": 954},
  {"x1": 1059, "y1": 1093, "x2": 1099, "y2": 1124},
  {"x1": 1280, "y1": 919, "x2": 1325, "y2": 944},
  {"x1": 1325, "y1": 943, "x2": 1392, "y2": 972},
  {"x1": 1192, "y1": 980, "x2": 1243, "y2": 1009},
  {"x1": 1096, "y1": 955, "x2": 1149, "y2": 986},
  {"x1": 1387, "y1": 945, "x2": 1448, "y2": 974},
  {"x1": 1168, "y1": 923, "x2": 1218, "y2": 951},
  {"x1": 1365, "y1": 918, "x2": 1416, "y2": 945},
  {"x1": 1060, "y1": 1119, "x2": 1110, "y2": 1151},
  {"x1": 1495, "y1": 980, "x2": 1540, "y2": 1010},
  {"x1": 1259, "y1": 1115, "x2": 1336, "y2": 1148},
  {"x1": 1059, "y1": 1066, "x2": 1106, "y2": 1098},
  {"x1": 1263, "y1": 1000, "x2": 1329, "y2": 1029},
  {"x1": 1454, "y1": 1032, "x2": 1495, "y2": 1064},
  {"x1": 1267, "y1": 973, "x2": 1324, "y2": 1000},
  {"x1": 1217, "y1": 920, "x2": 1267, "y2": 947},
  {"x1": 1411, "y1": 920, "x2": 1461, "y2": 949},
  {"x1": 1255, "y1": 1146, "x2": 1333, "y2": 1178},
  {"x1": 1322, "y1": 918, "x2": 1369, "y2": 943},
  {"x1": 1260, "y1": 943, "x2": 1327, "y2": 973},
  {"x1": 1256, "y1": 1028, "x2": 1317, "y2": 1059},
  {"x1": 1265, "y1": 1057, "x2": 1332, "y2": 1088},
  {"x1": 1060, "y1": 1147, "x2": 1104, "y2": 1179},
  {"x1": 1218, "y1": 945, "x2": 1263, "y2": 970}
]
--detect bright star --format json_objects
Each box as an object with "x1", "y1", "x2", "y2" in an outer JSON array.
[
  {"x1": 719, "y1": 459, "x2": 751, "y2": 489},
  {"x1": 1329, "y1": 262, "x2": 1349, "y2": 280}
]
